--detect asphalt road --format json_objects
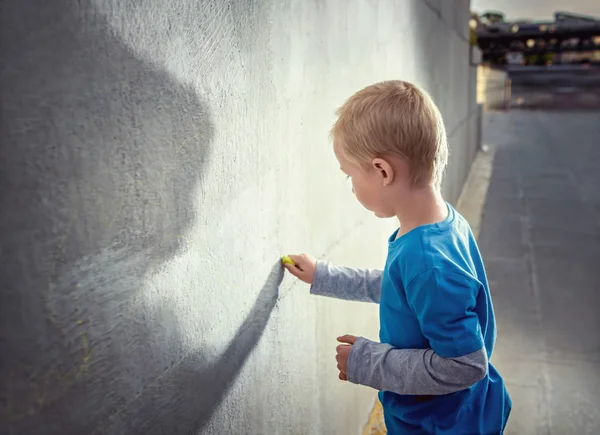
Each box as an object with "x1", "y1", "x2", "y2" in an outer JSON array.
[
  {"x1": 479, "y1": 111, "x2": 600, "y2": 434},
  {"x1": 509, "y1": 67, "x2": 600, "y2": 111}
]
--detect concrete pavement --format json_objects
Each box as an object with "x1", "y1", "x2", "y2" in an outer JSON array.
[{"x1": 479, "y1": 111, "x2": 600, "y2": 434}]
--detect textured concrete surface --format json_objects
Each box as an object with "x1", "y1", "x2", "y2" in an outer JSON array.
[
  {"x1": 479, "y1": 112, "x2": 600, "y2": 434},
  {"x1": 0, "y1": 1, "x2": 476, "y2": 434},
  {"x1": 455, "y1": 145, "x2": 496, "y2": 239}
]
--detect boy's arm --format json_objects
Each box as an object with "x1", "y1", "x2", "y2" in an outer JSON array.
[
  {"x1": 310, "y1": 260, "x2": 383, "y2": 304},
  {"x1": 345, "y1": 268, "x2": 488, "y2": 394},
  {"x1": 346, "y1": 341, "x2": 487, "y2": 395}
]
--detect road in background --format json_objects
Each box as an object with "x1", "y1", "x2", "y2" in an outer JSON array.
[
  {"x1": 480, "y1": 107, "x2": 600, "y2": 434},
  {"x1": 509, "y1": 65, "x2": 600, "y2": 110}
]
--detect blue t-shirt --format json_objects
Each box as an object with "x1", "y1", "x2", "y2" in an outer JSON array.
[{"x1": 379, "y1": 203, "x2": 511, "y2": 434}]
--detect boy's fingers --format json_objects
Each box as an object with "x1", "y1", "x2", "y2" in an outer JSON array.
[
  {"x1": 286, "y1": 255, "x2": 305, "y2": 271},
  {"x1": 283, "y1": 262, "x2": 296, "y2": 272},
  {"x1": 283, "y1": 262, "x2": 303, "y2": 275},
  {"x1": 337, "y1": 335, "x2": 357, "y2": 345},
  {"x1": 284, "y1": 267, "x2": 306, "y2": 282},
  {"x1": 339, "y1": 372, "x2": 347, "y2": 381},
  {"x1": 283, "y1": 263, "x2": 297, "y2": 275},
  {"x1": 287, "y1": 254, "x2": 302, "y2": 264}
]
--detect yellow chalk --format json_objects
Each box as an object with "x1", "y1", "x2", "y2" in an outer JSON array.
[{"x1": 281, "y1": 255, "x2": 295, "y2": 266}]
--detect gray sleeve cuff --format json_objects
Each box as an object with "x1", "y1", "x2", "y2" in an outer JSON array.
[
  {"x1": 309, "y1": 261, "x2": 382, "y2": 303},
  {"x1": 346, "y1": 338, "x2": 488, "y2": 395},
  {"x1": 309, "y1": 261, "x2": 334, "y2": 297},
  {"x1": 346, "y1": 337, "x2": 391, "y2": 385}
]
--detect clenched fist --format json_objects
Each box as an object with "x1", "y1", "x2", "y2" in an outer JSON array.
[
  {"x1": 282, "y1": 253, "x2": 317, "y2": 284},
  {"x1": 336, "y1": 335, "x2": 357, "y2": 381}
]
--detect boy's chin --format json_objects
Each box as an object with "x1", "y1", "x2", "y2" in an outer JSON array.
[{"x1": 373, "y1": 210, "x2": 394, "y2": 219}]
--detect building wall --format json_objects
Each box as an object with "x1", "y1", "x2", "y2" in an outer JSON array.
[
  {"x1": 0, "y1": 1, "x2": 475, "y2": 434},
  {"x1": 477, "y1": 65, "x2": 510, "y2": 111}
]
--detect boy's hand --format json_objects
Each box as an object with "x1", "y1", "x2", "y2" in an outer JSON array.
[
  {"x1": 282, "y1": 253, "x2": 317, "y2": 284},
  {"x1": 336, "y1": 335, "x2": 357, "y2": 381}
]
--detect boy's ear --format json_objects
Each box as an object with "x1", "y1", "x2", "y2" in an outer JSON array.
[{"x1": 372, "y1": 158, "x2": 394, "y2": 186}]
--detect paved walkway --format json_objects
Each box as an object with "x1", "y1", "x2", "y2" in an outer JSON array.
[{"x1": 478, "y1": 111, "x2": 600, "y2": 435}]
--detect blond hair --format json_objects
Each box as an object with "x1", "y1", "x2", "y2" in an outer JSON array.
[{"x1": 331, "y1": 80, "x2": 448, "y2": 187}]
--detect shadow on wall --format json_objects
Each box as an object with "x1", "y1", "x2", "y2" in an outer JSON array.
[
  {"x1": 0, "y1": 0, "x2": 279, "y2": 433},
  {"x1": 93, "y1": 263, "x2": 284, "y2": 435}
]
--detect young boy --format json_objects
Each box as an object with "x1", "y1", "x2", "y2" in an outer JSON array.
[{"x1": 284, "y1": 81, "x2": 511, "y2": 434}]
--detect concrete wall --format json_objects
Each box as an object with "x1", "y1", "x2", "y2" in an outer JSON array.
[
  {"x1": 0, "y1": 1, "x2": 475, "y2": 434},
  {"x1": 477, "y1": 65, "x2": 510, "y2": 111}
]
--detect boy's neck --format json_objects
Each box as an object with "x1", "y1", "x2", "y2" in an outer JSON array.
[{"x1": 396, "y1": 185, "x2": 448, "y2": 236}]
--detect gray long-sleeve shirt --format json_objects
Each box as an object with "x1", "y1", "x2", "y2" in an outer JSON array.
[{"x1": 310, "y1": 261, "x2": 487, "y2": 395}]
